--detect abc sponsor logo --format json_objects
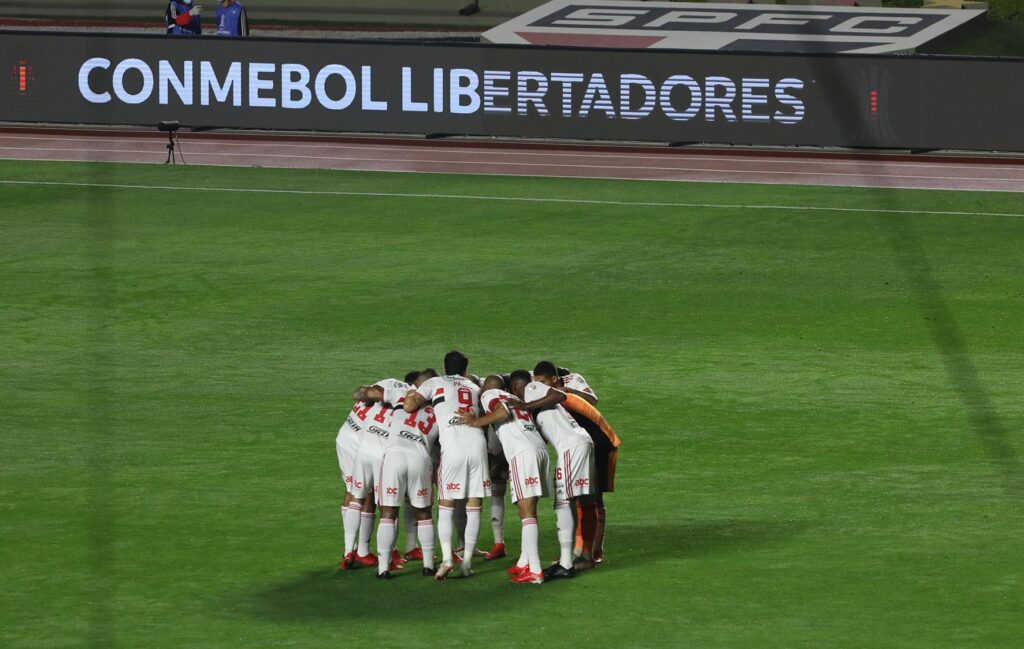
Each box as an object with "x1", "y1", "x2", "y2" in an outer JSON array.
[
  {"x1": 574, "y1": 477, "x2": 590, "y2": 488},
  {"x1": 417, "y1": 488, "x2": 429, "y2": 497},
  {"x1": 524, "y1": 476, "x2": 540, "y2": 486},
  {"x1": 446, "y1": 482, "x2": 462, "y2": 491},
  {"x1": 386, "y1": 486, "x2": 398, "y2": 496}
]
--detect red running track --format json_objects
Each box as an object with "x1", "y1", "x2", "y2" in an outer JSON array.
[{"x1": 0, "y1": 127, "x2": 1022, "y2": 193}]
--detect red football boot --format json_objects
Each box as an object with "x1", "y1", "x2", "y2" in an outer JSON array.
[
  {"x1": 510, "y1": 569, "x2": 544, "y2": 584},
  {"x1": 403, "y1": 547, "x2": 424, "y2": 561},
  {"x1": 506, "y1": 563, "x2": 529, "y2": 576},
  {"x1": 353, "y1": 552, "x2": 378, "y2": 568},
  {"x1": 484, "y1": 543, "x2": 506, "y2": 560}
]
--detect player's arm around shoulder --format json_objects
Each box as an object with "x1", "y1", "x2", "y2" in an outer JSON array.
[
  {"x1": 456, "y1": 393, "x2": 510, "y2": 429},
  {"x1": 518, "y1": 381, "x2": 566, "y2": 412},
  {"x1": 404, "y1": 377, "x2": 436, "y2": 412}
]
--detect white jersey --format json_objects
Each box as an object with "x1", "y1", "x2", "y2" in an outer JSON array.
[
  {"x1": 415, "y1": 375, "x2": 485, "y2": 449},
  {"x1": 481, "y1": 388, "x2": 546, "y2": 459},
  {"x1": 385, "y1": 401, "x2": 439, "y2": 461},
  {"x1": 523, "y1": 381, "x2": 593, "y2": 453},
  {"x1": 562, "y1": 372, "x2": 598, "y2": 402},
  {"x1": 354, "y1": 378, "x2": 409, "y2": 457}
]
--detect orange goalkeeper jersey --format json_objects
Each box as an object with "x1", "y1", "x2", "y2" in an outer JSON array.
[{"x1": 561, "y1": 394, "x2": 621, "y2": 448}]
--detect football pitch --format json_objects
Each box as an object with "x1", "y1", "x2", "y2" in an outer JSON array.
[{"x1": 2, "y1": 159, "x2": 1022, "y2": 648}]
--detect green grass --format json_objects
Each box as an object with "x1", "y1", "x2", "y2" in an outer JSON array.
[
  {"x1": 1, "y1": 160, "x2": 1023, "y2": 648},
  {"x1": 926, "y1": 18, "x2": 1024, "y2": 57}
]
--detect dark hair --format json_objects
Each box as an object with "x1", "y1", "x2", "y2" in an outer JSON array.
[
  {"x1": 533, "y1": 360, "x2": 558, "y2": 378},
  {"x1": 420, "y1": 368, "x2": 439, "y2": 380},
  {"x1": 404, "y1": 370, "x2": 420, "y2": 384},
  {"x1": 444, "y1": 350, "x2": 469, "y2": 375},
  {"x1": 556, "y1": 366, "x2": 570, "y2": 377},
  {"x1": 510, "y1": 369, "x2": 532, "y2": 385}
]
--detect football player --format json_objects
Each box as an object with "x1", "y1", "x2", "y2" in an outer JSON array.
[
  {"x1": 403, "y1": 351, "x2": 489, "y2": 580},
  {"x1": 342, "y1": 377, "x2": 410, "y2": 569},
  {"x1": 525, "y1": 362, "x2": 619, "y2": 570},
  {"x1": 456, "y1": 371, "x2": 551, "y2": 584},
  {"x1": 335, "y1": 373, "x2": 413, "y2": 570},
  {"x1": 372, "y1": 376, "x2": 440, "y2": 579},
  {"x1": 515, "y1": 371, "x2": 595, "y2": 580}
]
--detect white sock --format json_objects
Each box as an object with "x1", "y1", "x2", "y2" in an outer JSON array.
[
  {"x1": 342, "y1": 503, "x2": 361, "y2": 555},
  {"x1": 490, "y1": 487, "x2": 506, "y2": 544},
  {"x1": 554, "y1": 500, "x2": 575, "y2": 569},
  {"x1": 403, "y1": 506, "x2": 418, "y2": 553},
  {"x1": 358, "y1": 511, "x2": 375, "y2": 557},
  {"x1": 376, "y1": 519, "x2": 396, "y2": 574},
  {"x1": 463, "y1": 505, "x2": 481, "y2": 570},
  {"x1": 437, "y1": 505, "x2": 454, "y2": 564},
  {"x1": 454, "y1": 501, "x2": 467, "y2": 548},
  {"x1": 417, "y1": 520, "x2": 435, "y2": 570},
  {"x1": 522, "y1": 517, "x2": 540, "y2": 574}
]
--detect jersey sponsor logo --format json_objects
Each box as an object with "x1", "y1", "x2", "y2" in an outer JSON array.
[
  {"x1": 483, "y1": 479, "x2": 491, "y2": 489},
  {"x1": 386, "y1": 486, "x2": 398, "y2": 495},
  {"x1": 344, "y1": 475, "x2": 353, "y2": 485},
  {"x1": 446, "y1": 482, "x2": 462, "y2": 491},
  {"x1": 574, "y1": 477, "x2": 590, "y2": 488},
  {"x1": 354, "y1": 480, "x2": 364, "y2": 489},
  {"x1": 399, "y1": 429, "x2": 426, "y2": 445},
  {"x1": 524, "y1": 476, "x2": 540, "y2": 486},
  {"x1": 345, "y1": 416, "x2": 361, "y2": 431},
  {"x1": 417, "y1": 488, "x2": 429, "y2": 497},
  {"x1": 484, "y1": 1, "x2": 984, "y2": 55},
  {"x1": 368, "y1": 425, "x2": 389, "y2": 438}
]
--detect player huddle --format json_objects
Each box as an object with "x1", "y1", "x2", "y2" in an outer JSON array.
[{"x1": 335, "y1": 350, "x2": 620, "y2": 584}]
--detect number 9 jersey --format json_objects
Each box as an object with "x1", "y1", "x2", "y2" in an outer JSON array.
[
  {"x1": 415, "y1": 375, "x2": 489, "y2": 500},
  {"x1": 415, "y1": 375, "x2": 484, "y2": 447}
]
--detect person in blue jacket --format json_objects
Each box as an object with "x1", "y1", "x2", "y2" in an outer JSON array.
[
  {"x1": 166, "y1": 0, "x2": 202, "y2": 35},
  {"x1": 215, "y1": 0, "x2": 249, "y2": 37}
]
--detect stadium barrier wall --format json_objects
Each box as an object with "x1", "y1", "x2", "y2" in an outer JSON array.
[{"x1": 2, "y1": 31, "x2": 1023, "y2": 151}]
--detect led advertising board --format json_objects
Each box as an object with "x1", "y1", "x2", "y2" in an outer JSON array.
[{"x1": 1, "y1": 32, "x2": 1022, "y2": 151}]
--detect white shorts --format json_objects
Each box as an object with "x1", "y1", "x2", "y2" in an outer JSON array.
[
  {"x1": 377, "y1": 450, "x2": 433, "y2": 509},
  {"x1": 554, "y1": 443, "x2": 595, "y2": 500},
  {"x1": 507, "y1": 447, "x2": 550, "y2": 504},
  {"x1": 349, "y1": 448, "x2": 383, "y2": 500},
  {"x1": 437, "y1": 440, "x2": 490, "y2": 501},
  {"x1": 336, "y1": 429, "x2": 360, "y2": 490}
]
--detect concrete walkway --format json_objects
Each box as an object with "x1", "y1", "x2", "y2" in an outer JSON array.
[{"x1": 0, "y1": 0, "x2": 545, "y2": 28}]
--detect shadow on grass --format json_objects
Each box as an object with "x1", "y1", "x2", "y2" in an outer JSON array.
[
  {"x1": 600, "y1": 519, "x2": 813, "y2": 570},
  {"x1": 238, "y1": 563, "x2": 522, "y2": 622},
  {"x1": 238, "y1": 519, "x2": 809, "y2": 622},
  {"x1": 885, "y1": 218, "x2": 1023, "y2": 499}
]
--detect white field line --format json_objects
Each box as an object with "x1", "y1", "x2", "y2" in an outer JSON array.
[
  {"x1": 2, "y1": 146, "x2": 1023, "y2": 184},
  {"x1": 1, "y1": 133, "x2": 1022, "y2": 171},
  {"x1": 1, "y1": 179, "x2": 1022, "y2": 218}
]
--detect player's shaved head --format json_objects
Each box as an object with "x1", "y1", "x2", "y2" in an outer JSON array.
[
  {"x1": 444, "y1": 350, "x2": 469, "y2": 376},
  {"x1": 404, "y1": 370, "x2": 420, "y2": 384},
  {"x1": 417, "y1": 368, "x2": 438, "y2": 386},
  {"x1": 482, "y1": 374, "x2": 506, "y2": 392},
  {"x1": 509, "y1": 369, "x2": 532, "y2": 390}
]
